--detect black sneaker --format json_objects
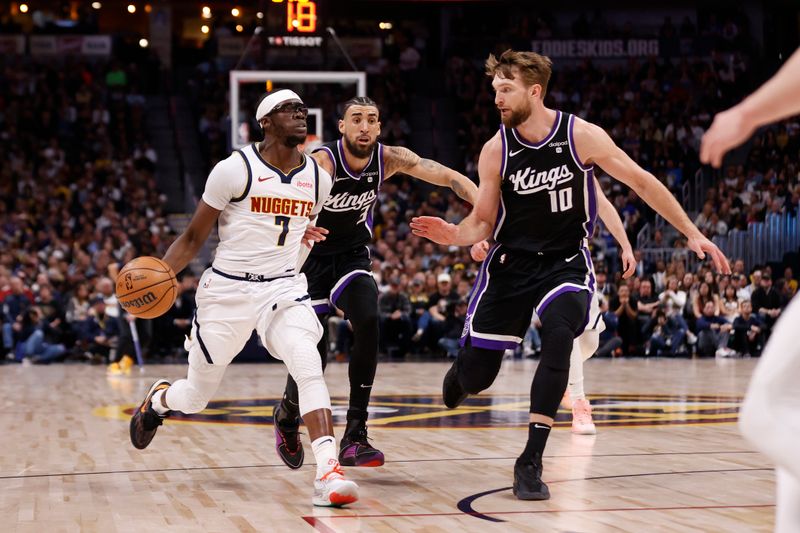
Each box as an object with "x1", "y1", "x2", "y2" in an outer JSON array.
[
  {"x1": 338, "y1": 421, "x2": 384, "y2": 467},
  {"x1": 130, "y1": 379, "x2": 171, "y2": 450},
  {"x1": 274, "y1": 401, "x2": 304, "y2": 469},
  {"x1": 513, "y1": 455, "x2": 550, "y2": 500},
  {"x1": 442, "y1": 362, "x2": 467, "y2": 408}
]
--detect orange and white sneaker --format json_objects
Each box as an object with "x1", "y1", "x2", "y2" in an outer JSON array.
[
  {"x1": 313, "y1": 462, "x2": 359, "y2": 507},
  {"x1": 571, "y1": 398, "x2": 597, "y2": 435}
]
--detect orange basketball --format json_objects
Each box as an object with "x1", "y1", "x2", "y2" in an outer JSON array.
[{"x1": 115, "y1": 256, "x2": 178, "y2": 319}]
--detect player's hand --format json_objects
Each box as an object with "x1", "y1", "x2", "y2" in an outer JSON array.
[
  {"x1": 686, "y1": 235, "x2": 731, "y2": 274},
  {"x1": 700, "y1": 107, "x2": 756, "y2": 168},
  {"x1": 410, "y1": 216, "x2": 458, "y2": 245},
  {"x1": 302, "y1": 224, "x2": 329, "y2": 249},
  {"x1": 620, "y1": 247, "x2": 636, "y2": 279},
  {"x1": 470, "y1": 240, "x2": 490, "y2": 262}
]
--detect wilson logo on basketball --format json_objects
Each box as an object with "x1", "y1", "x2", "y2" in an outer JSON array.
[{"x1": 119, "y1": 291, "x2": 158, "y2": 309}]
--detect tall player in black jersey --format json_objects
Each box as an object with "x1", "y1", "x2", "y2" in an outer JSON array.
[
  {"x1": 273, "y1": 96, "x2": 478, "y2": 469},
  {"x1": 411, "y1": 50, "x2": 730, "y2": 500}
]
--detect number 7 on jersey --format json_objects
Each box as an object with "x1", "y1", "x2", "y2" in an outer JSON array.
[{"x1": 275, "y1": 215, "x2": 290, "y2": 245}]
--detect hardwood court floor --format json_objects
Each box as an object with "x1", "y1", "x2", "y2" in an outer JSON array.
[{"x1": 0, "y1": 358, "x2": 773, "y2": 532}]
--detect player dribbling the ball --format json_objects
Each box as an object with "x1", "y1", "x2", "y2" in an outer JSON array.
[{"x1": 128, "y1": 89, "x2": 359, "y2": 508}]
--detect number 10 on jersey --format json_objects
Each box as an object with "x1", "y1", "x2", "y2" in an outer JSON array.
[{"x1": 548, "y1": 188, "x2": 573, "y2": 213}]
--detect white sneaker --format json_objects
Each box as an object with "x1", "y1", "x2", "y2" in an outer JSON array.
[
  {"x1": 715, "y1": 347, "x2": 733, "y2": 358},
  {"x1": 686, "y1": 332, "x2": 698, "y2": 345},
  {"x1": 313, "y1": 462, "x2": 359, "y2": 507},
  {"x1": 571, "y1": 398, "x2": 597, "y2": 435},
  {"x1": 715, "y1": 347, "x2": 738, "y2": 358}
]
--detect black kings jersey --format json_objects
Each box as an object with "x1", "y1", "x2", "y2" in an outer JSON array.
[
  {"x1": 494, "y1": 111, "x2": 597, "y2": 254},
  {"x1": 311, "y1": 139, "x2": 384, "y2": 255}
]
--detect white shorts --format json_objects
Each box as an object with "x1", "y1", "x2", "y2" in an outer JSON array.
[{"x1": 187, "y1": 268, "x2": 323, "y2": 366}]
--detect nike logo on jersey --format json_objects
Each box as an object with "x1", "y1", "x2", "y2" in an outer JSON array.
[
  {"x1": 509, "y1": 148, "x2": 525, "y2": 157},
  {"x1": 565, "y1": 253, "x2": 580, "y2": 262},
  {"x1": 258, "y1": 175, "x2": 274, "y2": 182},
  {"x1": 508, "y1": 164, "x2": 574, "y2": 195}
]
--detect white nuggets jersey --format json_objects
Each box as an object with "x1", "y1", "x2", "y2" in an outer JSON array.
[{"x1": 202, "y1": 143, "x2": 333, "y2": 277}]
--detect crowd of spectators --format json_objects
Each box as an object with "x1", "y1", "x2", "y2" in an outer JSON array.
[
  {"x1": 0, "y1": 56, "x2": 179, "y2": 365},
  {"x1": 1, "y1": 10, "x2": 798, "y2": 365}
]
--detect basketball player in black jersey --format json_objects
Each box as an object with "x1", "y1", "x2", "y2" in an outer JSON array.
[
  {"x1": 411, "y1": 50, "x2": 730, "y2": 500},
  {"x1": 273, "y1": 96, "x2": 478, "y2": 469}
]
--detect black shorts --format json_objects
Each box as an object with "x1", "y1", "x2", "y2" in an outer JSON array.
[
  {"x1": 461, "y1": 243, "x2": 595, "y2": 350},
  {"x1": 302, "y1": 246, "x2": 374, "y2": 314}
]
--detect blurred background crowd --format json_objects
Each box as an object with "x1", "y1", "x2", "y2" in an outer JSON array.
[{"x1": 0, "y1": 0, "x2": 798, "y2": 366}]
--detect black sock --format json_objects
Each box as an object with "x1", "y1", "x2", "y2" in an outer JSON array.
[
  {"x1": 277, "y1": 394, "x2": 300, "y2": 425},
  {"x1": 519, "y1": 422, "x2": 551, "y2": 464}
]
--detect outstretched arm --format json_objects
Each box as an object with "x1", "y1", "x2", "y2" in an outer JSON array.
[
  {"x1": 595, "y1": 179, "x2": 636, "y2": 279},
  {"x1": 410, "y1": 134, "x2": 501, "y2": 246},
  {"x1": 383, "y1": 145, "x2": 478, "y2": 204},
  {"x1": 702, "y1": 47, "x2": 800, "y2": 167},
  {"x1": 162, "y1": 200, "x2": 220, "y2": 274},
  {"x1": 575, "y1": 119, "x2": 730, "y2": 274}
]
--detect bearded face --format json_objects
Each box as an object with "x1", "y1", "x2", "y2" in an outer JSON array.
[{"x1": 501, "y1": 98, "x2": 533, "y2": 128}]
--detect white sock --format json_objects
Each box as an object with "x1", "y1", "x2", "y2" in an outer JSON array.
[
  {"x1": 568, "y1": 343, "x2": 586, "y2": 401},
  {"x1": 311, "y1": 435, "x2": 339, "y2": 479},
  {"x1": 151, "y1": 389, "x2": 170, "y2": 415}
]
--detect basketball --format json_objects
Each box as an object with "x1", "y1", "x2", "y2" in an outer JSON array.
[{"x1": 115, "y1": 256, "x2": 178, "y2": 319}]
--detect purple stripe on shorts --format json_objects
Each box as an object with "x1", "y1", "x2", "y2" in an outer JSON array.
[
  {"x1": 581, "y1": 245, "x2": 596, "y2": 292},
  {"x1": 468, "y1": 336, "x2": 520, "y2": 351},
  {"x1": 313, "y1": 303, "x2": 332, "y2": 315},
  {"x1": 461, "y1": 244, "x2": 500, "y2": 346},
  {"x1": 465, "y1": 244, "x2": 500, "y2": 318},
  {"x1": 536, "y1": 285, "x2": 585, "y2": 317},
  {"x1": 577, "y1": 291, "x2": 593, "y2": 336},
  {"x1": 330, "y1": 271, "x2": 370, "y2": 306}
]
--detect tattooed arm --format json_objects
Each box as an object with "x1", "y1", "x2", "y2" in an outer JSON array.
[{"x1": 383, "y1": 145, "x2": 478, "y2": 204}]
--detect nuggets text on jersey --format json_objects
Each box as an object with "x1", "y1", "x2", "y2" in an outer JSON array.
[{"x1": 250, "y1": 196, "x2": 314, "y2": 217}]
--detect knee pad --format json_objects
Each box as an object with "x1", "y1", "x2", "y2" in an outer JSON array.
[
  {"x1": 287, "y1": 340, "x2": 331, "y2": 415},
  {"x1": 539, "y1": 324, "x2": 575, "y2": 370},
  {"x1": 180, "y1": 383, "x2": 211, "y2": 414}
]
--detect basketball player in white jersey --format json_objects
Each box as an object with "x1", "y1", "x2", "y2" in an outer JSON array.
[
  {"x1": 702, "y1": 46, "x2": 800, "y2": 533},
  {"x1": 471, "y1": 179, "x2": 636, "y2": 435},
  {"x1": 128, "y1": 89, "x2": 359, "y2": 508}
]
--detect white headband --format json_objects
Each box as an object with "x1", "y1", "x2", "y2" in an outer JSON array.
[{"x1": 255, "y1": 89, "x2": 303, "y2": 121}]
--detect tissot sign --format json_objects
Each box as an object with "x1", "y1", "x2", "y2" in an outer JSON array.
[{"x1": 532, "y1": 39, "x2": 659, "y2": 58}]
